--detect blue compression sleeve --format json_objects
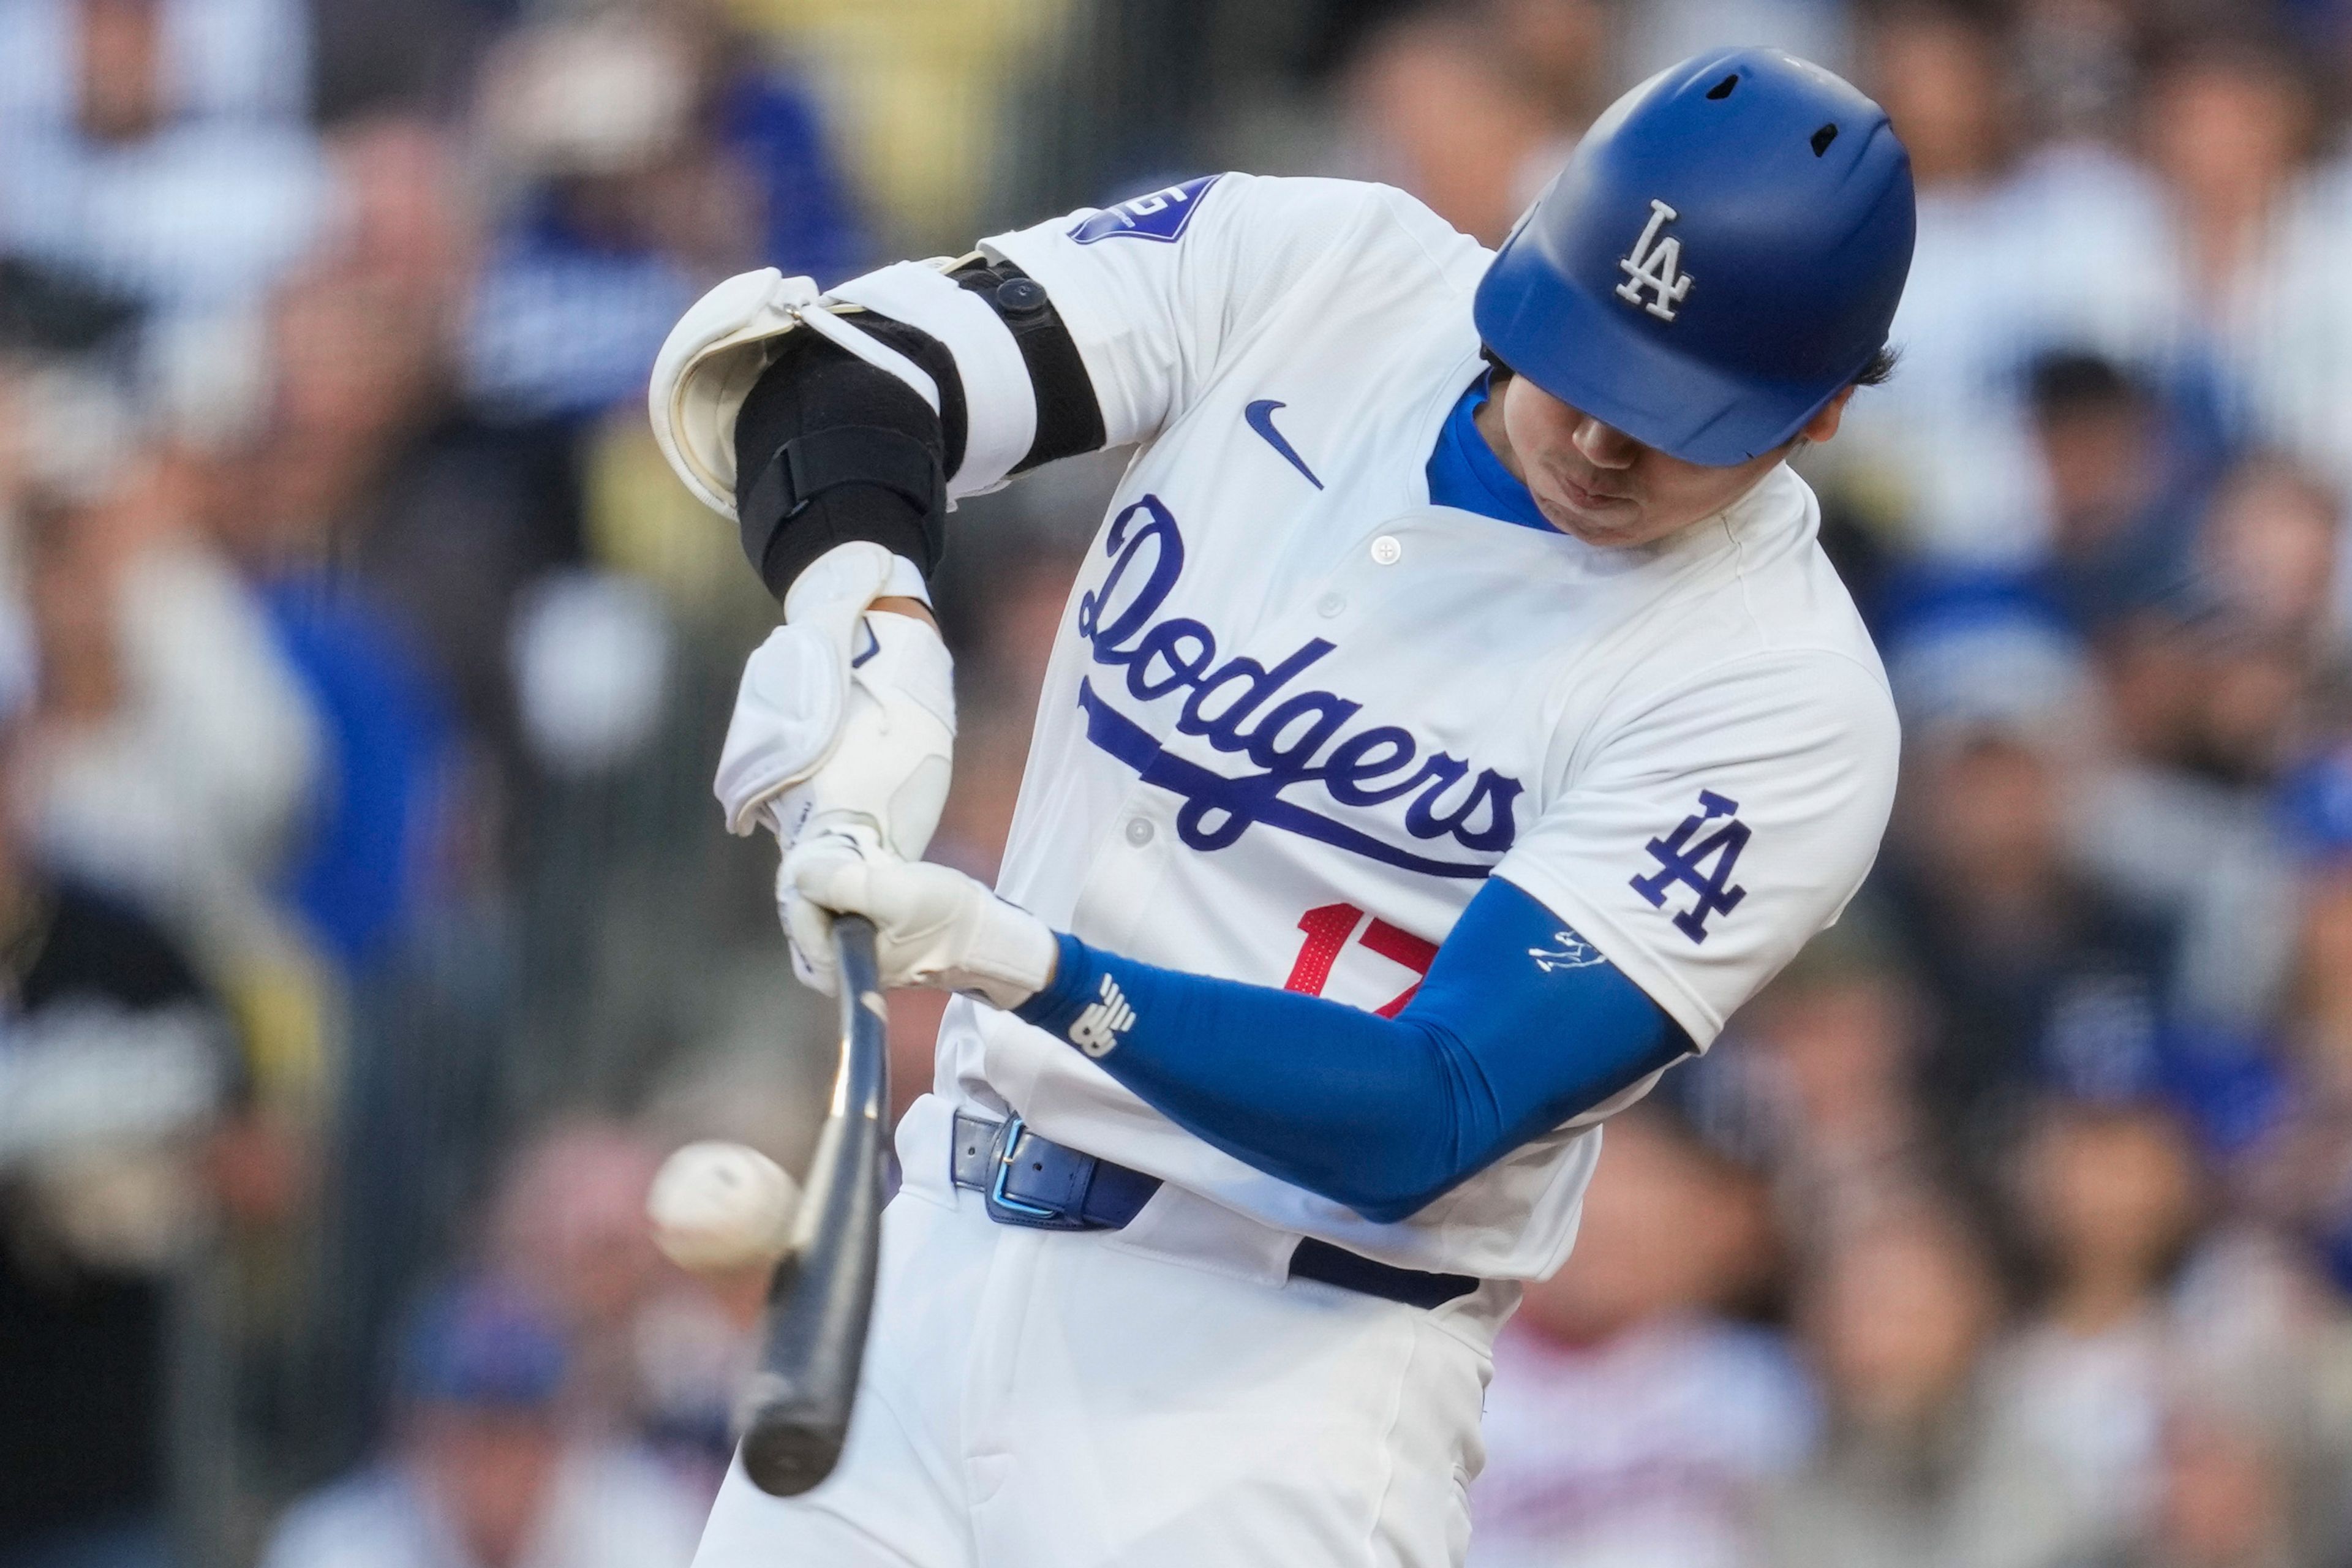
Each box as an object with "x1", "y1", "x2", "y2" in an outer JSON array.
[{"x1": 1012, "y1": 879, "x2": 1693, "y2": 1223}]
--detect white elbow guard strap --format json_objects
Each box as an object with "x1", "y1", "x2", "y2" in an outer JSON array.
[
  {"x1": 649, "y1": 268, "x2": 943, "y2": 521},
  {"x1": 829, "y1": 261, "x2": 1035, "y2": 498},
  {"x1": 649, "y1": 257, "x2": 1105, "y2": 535}
]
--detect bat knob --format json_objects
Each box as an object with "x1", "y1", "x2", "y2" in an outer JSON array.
[{"x1": 737, "y1": 1373, "x2": 850, "y2": 1496}]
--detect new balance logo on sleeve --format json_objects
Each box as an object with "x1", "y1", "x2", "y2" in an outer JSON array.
[
  {"x1": 1069, "y1": 975, "x2": 1137, "y2": 1057},
  {"x1": 1529, "y1": 929, "x2": 1606, "y2": 972}
]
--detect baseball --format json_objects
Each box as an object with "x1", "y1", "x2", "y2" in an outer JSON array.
[{"x1": 646, "y1": 1140, "x2": 802, "y2": 1273}]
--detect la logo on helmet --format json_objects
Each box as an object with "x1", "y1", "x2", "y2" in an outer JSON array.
[{"x1": 1615, "y1": 198, "x2": 1694, "y2": 321}]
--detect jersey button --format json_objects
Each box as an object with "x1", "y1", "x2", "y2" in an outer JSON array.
[
  {"x1": 1124, "y1": 818, "x2": 1155, "y2": 846},
  {"x1": 1370, "y1": 535, "x2": 1403, "y2": 566},
  {"x1": 1316, "y1": 592, "x2": 1346, "y2": 618}
]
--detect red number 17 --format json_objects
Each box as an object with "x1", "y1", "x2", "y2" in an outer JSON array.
[{"x1": 1281, "y1": 903, "x2": 1437, "y2": 1018}]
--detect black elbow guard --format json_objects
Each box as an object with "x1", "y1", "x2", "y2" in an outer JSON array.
[
  {"x1": 731, "y1": 260, "x2": 1102, "y2": 600},
  {"x1": 732, "y1": 329, "x2": 951, "y2": 600}
]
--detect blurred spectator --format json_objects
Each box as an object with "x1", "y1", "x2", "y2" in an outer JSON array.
[
  {"x1": 692, "y1": 7, "x2": 871, "y2": 290},
  {"x1": 0, "y1": 726, "x2": 247, "y2": 1568},
  {"x1": 1833, "y1": 0, "x2": 2175, "y2": 565},
  {"x1": 1339, "y1": 2, "x2": 1582, "y2": 246},
  {"x1": 2136, "y1": 31, "x2": 2352, "y2": 506},
  {"x1": 1762, "y1": 1202, "x2": 2099, "y2": 1568},
  {"x1": 2082, "y1": 1382, "x2": 2309, "y2": 1568},
  {"x1": 2023, "y1": 352, "x2": 2203, "y2": 636},
  {"x1": 1697, "y1": 922, "x2": 1940, "y2": 1237},
  {"x1": 307, "y1": 0, "x2": 489, "y2": 124},
  {"x1": 2170, "y1": 1227, "x2": 2352, "y2": 1567},
  {"x1": 464, "y1": 2, "x2": 869, "y2": 423},
  {"x1": 2246, "y1": 865, "x2": 2352, "y2": 1292},
  {"x1": 483, "y1": 1121, "x2": 673, "y2": 1434},
  {"x1": 1877, "y1": 722, "x2": 2175, "y2": 1195},
  {"x1": 228, "y1": 130, "x2": 583, "y2": 804},
  {"x1": 2195, "y1": 455, "x2": 2343, "y2": 655},
  {"x1": 1983, "y1": 1100, "x2": 2204, "y2": 1537},
  {"x1": 252, "y1": 568, "x2": 454, "y2": 973},
  {"x1": 2143, "y1": 1404, "x2": 2298, "y2": 1568},
  {"x1": 1485, "y1": 0, "x2": 1616, "y2": 131},
  {"x1": 0, "y1": 0, "x2": 329, "y2": 326},
  {"x1": 2011, "y1": 0, "x2": 2138, "y2": 143},
  {"x1": 2059, "y1": 454, "x2": 2346, "y2": 1037},
  {"x1": 13, "y1": 443, "x2": 322, "y2": 979},
  {"x1": 1469, "y1": 1109, "x2": 1811, "y2": 1568},
  {"x1": 206, "y1": 244, "x2": 464, "y2": 969},
  {"x1": 257, "y1": 1276, "x2": 704, "y2": 1568},
  {"x1": 1842, "y1": 12, "x2": 2352, "y2": 565},
  {"x1": 463, "y1": 12, "x2": 707, "y2": 423}
]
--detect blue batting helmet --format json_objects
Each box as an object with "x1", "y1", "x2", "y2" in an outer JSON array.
[{"x1": 1472, "y1": 48, "x2": 1915, "y2": 467}]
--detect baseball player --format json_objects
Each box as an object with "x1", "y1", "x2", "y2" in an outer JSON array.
[{"x1": 649, "y1": 47, "x2": 1913, "y2": 1568}]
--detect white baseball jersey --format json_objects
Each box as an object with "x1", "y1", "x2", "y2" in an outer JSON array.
[{"x1": 930, "y1": 172, "x2": 1898, "y2": 1280}]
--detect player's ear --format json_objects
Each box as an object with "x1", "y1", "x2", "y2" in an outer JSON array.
[{"x1": 1798, "y1": 385, "x2": 1858, "y2": 446}]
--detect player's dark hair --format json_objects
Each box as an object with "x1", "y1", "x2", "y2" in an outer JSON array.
[
  {"x1": 1483, "y1": 342, "x2": 1901, "y2": 399},
  {"x1": 1852, "y1": 343, "x2": 1901, "y2": 388}
]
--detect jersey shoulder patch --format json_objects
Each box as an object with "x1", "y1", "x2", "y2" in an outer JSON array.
[{"x1": 1068, "y1": 175, "x2": 1223, "y2": 244}]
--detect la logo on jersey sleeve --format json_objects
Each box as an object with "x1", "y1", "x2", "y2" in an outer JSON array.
[
  {"x1": 1629, "y1": 789, "x2": 1749, "y2": 943},
  {"x1": 1069, "y1": 176, "x2": 1223, "y2": 244}
]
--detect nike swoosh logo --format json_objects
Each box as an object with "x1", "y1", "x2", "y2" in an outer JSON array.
[{"x1": 1244, "y1": 399, "x2": 1323, "y2": 491}]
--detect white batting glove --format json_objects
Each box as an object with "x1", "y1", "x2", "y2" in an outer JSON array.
[
  {"x1": 784, "y1": 844, "x2": 1059, "y2": 1011},
  {"x1": 714, "y1": 543, "x2": 956, "y2": 870},
  {"x1": 776, "y1": 832, "x2": 864, "y2": 995}
]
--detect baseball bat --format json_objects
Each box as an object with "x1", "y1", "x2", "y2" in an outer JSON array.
[{"x1": 736, "y1": 914, "x2": 889, "y2": 1496}]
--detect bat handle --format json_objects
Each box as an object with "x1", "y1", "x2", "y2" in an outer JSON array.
[{"x1": 737, "y1": 914, "x2": 889, "y2": 1496}]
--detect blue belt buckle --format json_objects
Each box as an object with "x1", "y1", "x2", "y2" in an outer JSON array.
[{"x1": 987, "y1": 1115, "x2": 1068, "y2": 1224}]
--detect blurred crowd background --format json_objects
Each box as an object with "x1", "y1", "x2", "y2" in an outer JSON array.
[{"x1": 6, "y1": 0, "x2": 2352, "y2": 1564}]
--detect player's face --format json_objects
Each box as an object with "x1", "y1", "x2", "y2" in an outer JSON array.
[{"x1": 1491, "y1": 375, "x2": 1853, "y2": 548}]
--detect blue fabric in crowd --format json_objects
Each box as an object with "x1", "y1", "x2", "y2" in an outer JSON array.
[
  {"x1": 464, "y1": 202, "x2": 699, "y2": 420},
  {"x1": 397, "y1": 1279, "x2": 568, "y2": 1409},
  {"x1": 1017, "y1": 878, "x2": 1691, "y2": 1222},
  {"x1": 1424, "y1": 373, "x2": 1556, "y2": 532},
  {"x1": 716, "y1": 70, "x2": 873, "y2": 288},
  {"x1": 261, "y1": 576, "x2": 451, "y2": 968},
  {"x1": 466, "y1": 69, "x2": 869, "y2": 420}
]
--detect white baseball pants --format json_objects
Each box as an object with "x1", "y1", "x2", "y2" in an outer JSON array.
[{"x1": 688, "y1": 1093, "x2": 1510, "y2": 1568}]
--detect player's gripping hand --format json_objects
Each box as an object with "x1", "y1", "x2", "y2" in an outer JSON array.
[
  {"x1": 784, "y1": 843, "x2": 1057, "y2": 1010},
  {"x1": 715, "y1": 540, "x2": 956, "y2": 872}
]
